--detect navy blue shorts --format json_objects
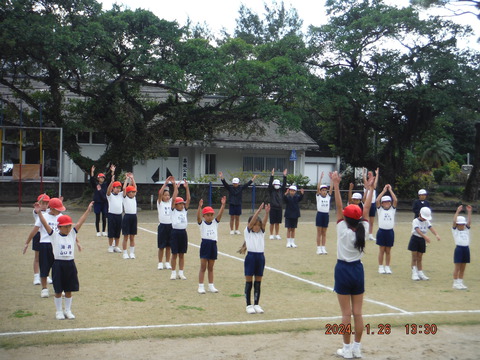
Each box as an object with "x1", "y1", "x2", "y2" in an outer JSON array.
[
  {"x1": 39, "y1": 243, "x2": 54, "y2": 278},
  {"x1": 454, "y1": 245, "x2": 470, "y2": 263},
  {"x1": 316, "y1": 212, "x2": 329, "y2": 228},
  {"x1": 269, "y1": 208, "x2": 283, "y2": 224},
  {"x1": 107, "y1": 213, "x2": 122, "y2": 238},
  {"x1": 334, "y1": 260, "x2": 364, "y2": 295},
  {"x1": 244, "y1": 252, "x2": 265, "y2": 277},
  {"x1": 32, "y1": 232, "x2": 41, "y2": 251},
  {"x1": 229, "y1": 204, "x2": 242, "y2": 216},
  {"x1": 52, "y1": 260, "x2": 79, "y2": 294},
  {"x1": 94, "y1": 202, "x2": 108, "y2": 216},
  {"x1": 376, "y1": 229, "x2": 394, "y2": 247},
  {"x1": 199, "y1": 239, "x2": 218, "y2": 260},
  {"x1": 157, "y1": 223, "x2": 172, "y2": 249},
  {"x1": 408, "y1": 235, "x2": 426, "y2": 253},
  {"x1": 122, "y1": 213, "x2": 137, "y2": 235},
  {"x1": 368, "y1": 205, "x2": 377, "y2": 217},
  {"x1": 285, "y1": 217, "x2": 298, "y2": 229},
  {"x1": 171, "y1": 229, "x2": 188, "y2": 254}
]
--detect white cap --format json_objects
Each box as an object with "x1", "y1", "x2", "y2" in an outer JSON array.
[
  {"x1": 420, "y1": 207, "x2": 432, "y2": 220},
  {"x1": 232, "y1": 178, "x2": 240, "y2": 184},
  {"x1": 288, "y1": 185, "x2": 297, "y2": 191},
  {"x1": 418, "y1": 189, "x2": 427, "y2": 195},
  {"x1": 352, "y1": 193, "x2": 363, "y2": 200},
  {"x1": 319, "y1": 184, "x2": 328, "y2": 189},
  {"x1": 456, "y1": 216, "x2": 467, "y2": 225},
  {"x1": 381, "y1": 195, "x2": 392, "y2": 203},
  {"x1": 272, "y1": 179, "x2": 281, "y2": 185}
]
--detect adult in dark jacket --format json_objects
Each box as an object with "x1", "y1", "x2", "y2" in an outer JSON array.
[
  {"x1": 412, "y1": 189, "x2": 430, "y2": 218},
  {"x1": 90, "y1": 164, "x2": 113, "y2": 236},
  {"x1": 268, "y1": 168, "x2": 287, "y2": 240},
  {"x1": 219, "y1": 171, "x2": 257, "y2": 235}
]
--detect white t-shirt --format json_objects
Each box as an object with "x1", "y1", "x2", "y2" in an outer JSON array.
[
  {"x1": 35, "y1": 212, "x2": 61, "y2": 243},
  {"x1": 199, "y1": 220, "x2": 219, "y2": 241},
  {"x1": 50, "y1": 228, "x2": 77, "y2": 260},
  {"x1": 411, "y1": 218, "x2": 431, "y2": 237},
  {"x1": 171, "y1": 208, "x2": 188, "y2": 230},
  {"x1": 123, "y1": 195, "x2": 137, "y2": 214},
  {"x1": 377, "y1": 206, "x2": 396, "y2": 230},
  {"x1": 336, "y1": 219, "x2": 368, "y2": 262},
  {"x1": 157, "y1": 200, "x2": 172, "y2": 224},
  {"x1": 364, "y1": 188, "x2": 377, "y2": 204},
  {"x1": 107, "y1": 192, "x2": 123, "y2": 214},
  {"x1": 244, "y1": 227, "x2": 265, "y2": 253},
  {"x1": 452, "y1": 227, "x2": 470, "y2": 247},
  {"x1": 316, "y1": 194, "x2": 331, "y2": 213}
]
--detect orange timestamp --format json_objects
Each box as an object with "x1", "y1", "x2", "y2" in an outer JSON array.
[{"x1": 325, "y1": 323, "x2": 438, "y2": 335}]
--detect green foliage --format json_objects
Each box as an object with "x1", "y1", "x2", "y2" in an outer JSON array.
[
  {"x1": 122, "y1": 295, "x2": 146, "y2": 302},
  {"x1": 396, "y1": 172, "x2": 435, "y2": 198},
  {"x1": 177, "y1": 305, "x2": 205, "y2": 311},
  {"x1": 433, "y1": 168, "x2": 447, "y2": 184},
  {"x1": 11, "y1": 310, "x2": 34, "y2": 318},
  {"x1": 436, "y1": 185, "x2": 465, "y2": 197},
  {"x1": 286, "y1": 173, "x2": 310, "y2": 188},
  {"x1": 445, "y1": 160, "x2": 461, "y2": 181}
]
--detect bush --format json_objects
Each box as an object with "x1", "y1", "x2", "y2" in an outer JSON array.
[
  {"x1": 286, "y1": 174, "x2": 310, "y2": 188},
  {"x1": 396, "y1": 172, "x2": 434, "y2": 198},
  {"x1": 433, "y1": 168, "x2": 447, "y2": 184}
]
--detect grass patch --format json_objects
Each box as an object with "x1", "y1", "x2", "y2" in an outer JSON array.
[
  {"x1": 177, "y1": 305, "x2": 205, "y2": 311},
  {"x1": 229, "y1": 294, "x2": 243, "y2": 298},
  {"x1": 122, "y1": 295, "x2": 146, "y2": 302},
  {"x1": 11, "y1": 310, "x2": 34, "y2": 318},
  {"x1": 300, "y1": 272, "x2": 315, "y2": 276}
]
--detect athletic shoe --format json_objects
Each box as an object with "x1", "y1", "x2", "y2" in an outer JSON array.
[
  {"x1": 336, "y1": 347, "x2": 353, "y2": 359},
  {"x1": 178, "y1": 273, "x2": 187, "y2": 280},
  {"x1": 96, "y1": 232, "x2": 101, "y2": 237},
  {"x1": 122, "y1": 253, "x2": 129, "y2": 259},
  {"x1": 460, "y1": 281, "x2": 468, "y2": 289},
  {"x1": 170, "y1": 272, "x2": 176, "y2": 280},
  {"x1": 368, "y1": 235, "x2": 376, "y2": 241},
  {"x1": 102, "y1": 232, "x2": 108, "y2": 237},
  {"x1": 108, "y1": 246, "x2": 114, "y2": 253},
  {"x1": 269, "y1": 235, "x2": 274, "y2": 240},
  {"x1": 316, "y1": 247, "x2": 322, "y2": 255},
  {"x1": 41, "y1": 288, "x2": 49, "y2": 298},
  {"x1": 208, "y1": 285, "x2": 219, "y2": 293},
  {"x1": 129, "y1": 253, "x2": 136, "y2": 259},
  {"x1": 378, "y1": 265, "x2": 385, "y2": 274},
  {"x1": 33, "y1": 274, "x2": 41, "y2": 285},
  {"x1": 286, "y1": 242, "x2": 291, "y2": 248},
  {"x1": 198, "y1": 285, "x2": 206, "y2": 294},
  {"x1": 234, "y1": 230, "x2": 241, "y2": 235},
  {"x1": 253, "y1": 305, "x2": 264, "y2": 314},
  {"x1": 47, "y1": 276, "x2": 53, "y2": 284},
  {"x1": 113, "y1": 247, "x2": 122, "y2": 253},
  {"x1": 412, "y1": 270, "x2": 420, "y2": 281},
  {"x1": 291, "y1": 242, "x2": 298, "y2": 248},
  {"x1": 165, "y1": 262, "x2": 172, "y2": 270},
  {"x1": 384, "y1": 266, "x2": 392, "y2": 274},
  {"x1": 230, "y1": 230, "x2": 235, "y2": 235},
  {"x1": 453, "y1": 281, "x2": 464, "y2": 290},
  {"x1": 56, "y1": 311, "x2": 65, "y2": 320},
  {"x1": 64, "y1": 310, "x2": 75, "y2": 319},
  {"x1": 417, "y1": 271, "x2": 429, "y2": 280},
  {"x1": 246, "y1": 305, "x2": 256, "y2": 314},
  {"x1": 158, "y1": 262, "x2": 164, "y2": 270},
  {"x1": 322, "y1": 246, "x2": 328, "y2": 254},
  {"x1": 275, "y1": 235, "x2": 281, "y2": 240},
  {"x1": 352, "y1": 346, "x2": 362, "y2": 358}
]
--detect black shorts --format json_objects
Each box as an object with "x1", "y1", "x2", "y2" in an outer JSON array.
[
  {"x1": 157, "y1": 223, "x2": 172, "y2": 249},
  {"x1": 244, "y1": 252, "x2": 265, "y2": 277},
  {"x1": 93, "y1": 202, "x2": 108, "y2": 216},
  {"x1": 376, "y1": 229, "x2": 394, "y2": 247},
  {"x1": 199, "y1": 239, "x2": 218, "y2": 260},
  {"x1": 334, "y1": 260, "x2": 364, "y2": 295},
  {"x1": 269, "y1": 208, "x2": 283, "y2": 224},
  {"x1": 316, "y1": 212, "x2": 329, "y2": 228},
  {"x1": 408, "y1": 235, "x2": 426, "y2": 253},
  {"x1": 285, "y1": 217, "x2": 298, "y2": 229},
  {"x1": 108, "y1": 213, "x2": 122, "y2": 238},
  {"x1": 39, "y1": 243, "x2": 54, "y2": 277},
  {"x1": 454, "y1": 245, "x2": 470, "y2": 263},
  {"x1": 32, "y1": 232, "x2": 41, "y2": 251},
  {"x1": 229, "y1": 204, "x2": 242, "y2": 216},
  {"x1": 122, "y1": 213, "x2": 137, "y2": 235},
  {"x1": 52, "y1": 259, "x2": 79, "y2": 294},
  {"x1": 368, "y1": 205, "x2": 377, "y2": 217},
  {"x1": 171, "y1": 229, "x2": 188, "y2": 254}
]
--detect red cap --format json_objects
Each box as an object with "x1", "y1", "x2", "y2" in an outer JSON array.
[
  {"x1": 97, "y1": 173, "x2": 105, "y2": 178},
  {"x1": 343, "y1": 204, "x2": 362, "y2": 220},
  {"x1": 49, "y1": 198, "x2": 66, "y2": 211},
  {"x1": 112, "y1": 181, "x2": 122, "y2": 188},
  {"x1": 202, "y1": 206, "x2": 214, "y2": 215},
  {"x1": 174, "y1": 197, "x2": 186, "y2": 204},
  {"x1": 125, "y1": 185, "x2": 137, "y2": 193},
  {"x1": 57, "y1": 215, "x2": 73, "y2": 226},
  {"x1": 37, "y1": 194, "x2": 51, "y2": 202}
]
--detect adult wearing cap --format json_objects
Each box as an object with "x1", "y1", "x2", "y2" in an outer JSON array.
[
  {"x1": 375, "y1": 184, "x2": 398, "y2": 274},
  {"x1": 267, "y1": 168, "x2": 287, "y2": 240},
  {"x1": 412, "y1": 189, "x2": 430, "y2": 219},
  {"x1": 331, "y1": 171, "x2": 376, "y2": 359},
  {"x1": 90, "y1": 164, "x2": 114, "y2": 237},
  {"x1": 219, "y1": 171, "x2": 257, "y2": 235}
]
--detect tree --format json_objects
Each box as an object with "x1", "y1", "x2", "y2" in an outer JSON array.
[{"x1": 410, "y1": 0, "x2": 480, "y2": 20}]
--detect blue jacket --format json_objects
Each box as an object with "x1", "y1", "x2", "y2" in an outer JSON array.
[
  {"x1": 284, "y1": 193, "x2": 303, "y2": 219},
  {"x1": 221, "y1": 178, "x2": 253, "y2": 206},
  {"x1": 268, "y1": 175, "x2": 287, "y2": 209}
]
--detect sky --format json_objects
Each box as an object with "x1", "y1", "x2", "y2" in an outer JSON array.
[{"x1": 97, "y1": 0, "x2": 479, "y2": 47}]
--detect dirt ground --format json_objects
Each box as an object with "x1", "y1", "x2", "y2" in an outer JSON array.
[{"x1": 0, "y1": 205, "x2": 479, "y2": 359}]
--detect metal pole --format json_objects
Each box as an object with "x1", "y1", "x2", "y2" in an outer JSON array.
[
  {"x1": 59, "y1": 127, "x2": 63, "y2": 197},
  {"x1": 208, "y1": 182, "x2": 212, "y2": 206}
]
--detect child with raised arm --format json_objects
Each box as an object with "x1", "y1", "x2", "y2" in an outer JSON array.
[
  {"x1": 283, "y1": 185, "x2": 304, "y2": 248},
  {"x1": 170, "y1": 178, "x2": 191, "y2": 280},
  {"x1": 106, "y1": 165, "x2": 122, "y2": 254},
  {"x1": 238, "y1": 202, "x2": 270, "y2": 314},
  {"x1": 122, "y1": 172, "x2": 138, "y2": 259},
  {"x1": 331, "y1": 171, "x2": 375, "y2": 359},
  {"x1": 375, "y1": 184, "x2": 398, "y2": 274},
  {"x1": 363, "y1": 168, "x2": 379, "y2": 241},
  {"x1": 408, "y1": 207, "x2": 441, "y2": 281},
  {"x1": 315, "y1": 171, "x2": 333, "y2": 255},
  {"x1": 452, "y1": 205, "x2": 472, "y2": 290},
  {"x1": 34, "y1": 200, "x2": 93, "y2": 320},
  {"x1": 90, "y1": 164, "x2": 113, "y2": 237},
  {"x1": 157, "y1": 176, "x2": 174, "y2": 270},
  {"x1": 268, "y1": 168, "x2": 287, "y2": 240},
  {"x1": 196, "y1": 196, "x2": 226, "y2": 294}
]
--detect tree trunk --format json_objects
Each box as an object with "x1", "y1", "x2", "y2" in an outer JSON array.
[{"x1": 464, "y1": 122, "x2": 480, "y2": 202}]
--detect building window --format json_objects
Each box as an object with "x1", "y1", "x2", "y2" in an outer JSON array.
[
  {"x1": 77, "y1": 132, "x2": 90, "y2": 144},
  {"x1": 205, "y1": 154, "x2": 216, "y2": 174},
  {"x1": 243, "y1": 156, "x2": 286, "y2": 172}
]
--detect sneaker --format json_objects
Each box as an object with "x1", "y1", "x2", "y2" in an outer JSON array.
[
  {"x1": 412, "y1": 270, "x2": 420, "y2": 281},
  {"x1": 286, "y1": 242, "x2": 292, "y2": 248},
  {"x1": 165, "y1": 262, "x2": 172, "y2": 270},
  {"x1": 352, "y1": 346, "x2": 362, "y2": 358},
  {"x1": 253, "y1": 305, "x2": 264, "y2": 314},
  {"x1": 96, "y1": 232, "x2": 101, "y2": 237},
  {"x1": 460, "y1": 281, "x2": 468, "y2": 289},
  {"x1": 291, "y1": 242, "x2": 298, "y2": 248},
  {"x1": 378, "y1": 265, "x2": 385, "y2": 274},
  {"x1": 56, "y1": 311, "x2": 65, "y2": 320},
  {"x1": 384, "y1": 266, "x2": 392, "y2": 274},
  {"x1": 336, "y1": 347, "x2": 353, "y2": 359},
  {"x1": 41, "y1": 288, "x2": 49, "y2": 298},
  {"x1": 269, "y1": 235, "x2": 274, "y2": 240},
  {"x1": 33, "y1": 274, "x2": 41, "y2": 285},
  {"x1": 178, "y1": 273, "x2": 187, "y2": 280},
  {"x1": 47, "y1": 276, "x2": 53, "y2": 284},
  {"x1": 417, "y1": 271, "x2": 429, "y2": 280},
  {"x1": 113, "y1": 247, "x2": 122, "y2": 253},
  {"x1": 322, "y1": 246, "x2": 328, "y2": 254},
  {"x1": 108, "y1": 246, "x2": 114, "y2": 253},
  {"x1": 129, "y1": 253, "x2": 136, "y2": 259},
  {"x1": 122, "y1": 253, "x2": 129, "y2": 259},
  {"x1": 275, "y1": 235, "x2": 281, "y2": 240},
  {"x1": 102, "y1": 232, "x2": 108, "y2": 237},
  {"x1": 198, "y1": 285, "x2": 206, "y2": 294},
  {"x1": 230, "y1": 230, "x2": 235, "y2": 235},
  {"x1": 64, "y1": 310, "x2": 75, "y2": 319},
  {"x1": 170, "y1": 272, "x2": 176, "y2": 280},
  {"x1": 453, "y1": 281, "x2": 464, "y2": 290},
  {"x1": 208, "y1": 285, "x2": 219, "y2": 293},
  {"x1": 246, "y1": 305, "x2": 256, "y2": 314},
  {"x1": 316, "y1": 247, "x2": 322, "y2": 255},
  {"x1": 158, "y1": 262, "x2": 164, "y2": 270},
  {"x1": 234, "y1": 230, "x2": 241, "y2": 235},
  {"x1": 368, "y1": 235, "x2": 376, "y2": 241}
]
